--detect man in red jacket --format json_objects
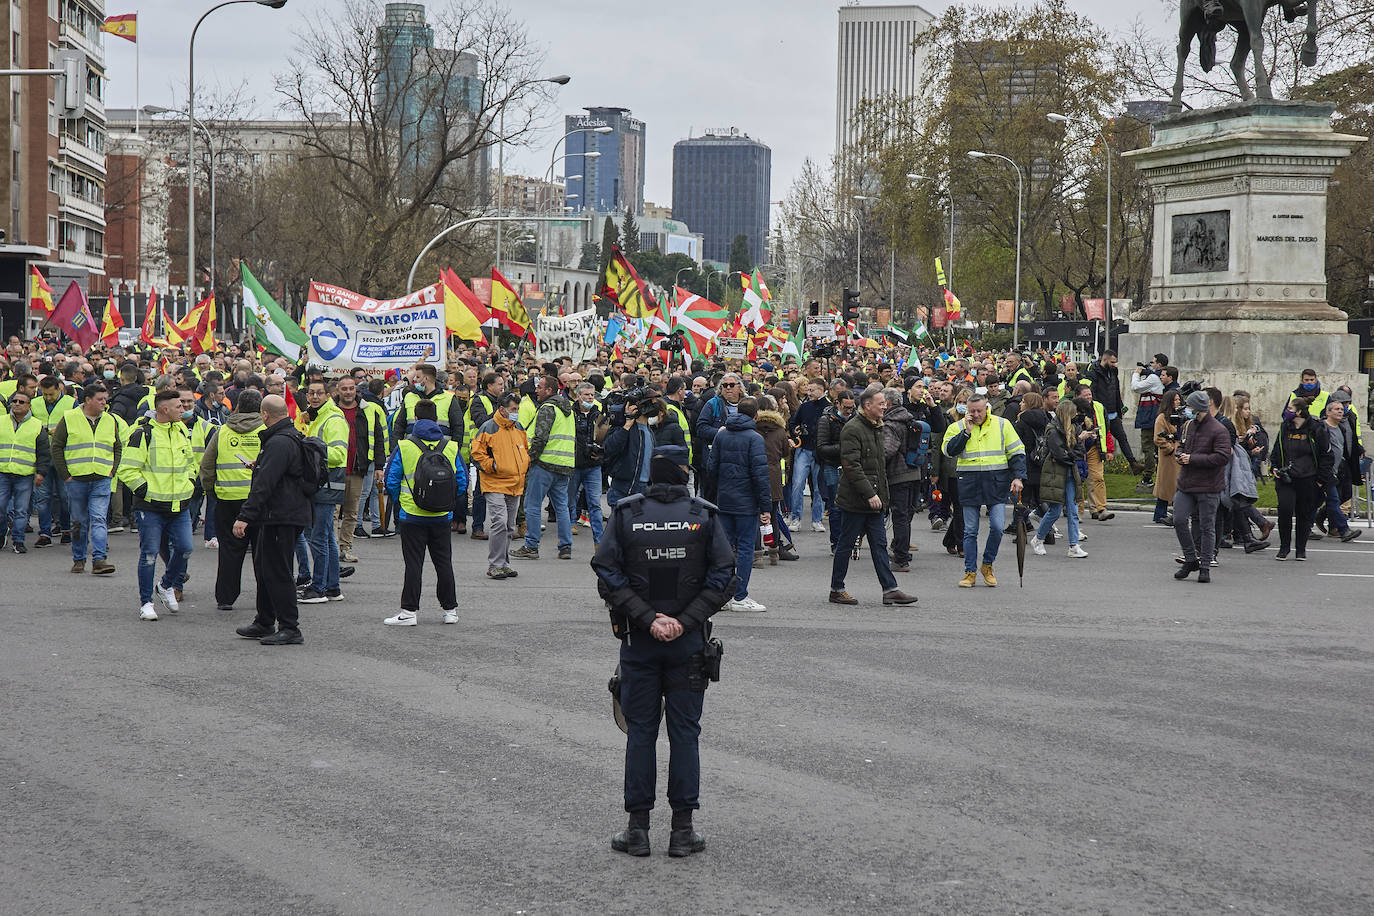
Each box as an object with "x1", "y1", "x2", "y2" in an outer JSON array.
[{"x1": 1172, "y1": 389, "x2": 1232, "y2": 584}]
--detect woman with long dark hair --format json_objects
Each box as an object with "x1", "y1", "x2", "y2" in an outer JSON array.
[
  {"x1": 1030, "y1": 400, "x2": 1090, "y2": 558},
  {"x1": 1152, "y1": 389, "x2": 1182, "y2": 525}
]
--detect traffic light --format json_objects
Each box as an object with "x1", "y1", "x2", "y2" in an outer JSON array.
[
  {"x1": 842, "y1": 287, "x2": 861, "y2": 323},
  {"x1": 808, "y1": 300, "x2": 820, "y2": 316},
  {"x1": 55, "y1": 49, "x2": 88, "y2": 120}
]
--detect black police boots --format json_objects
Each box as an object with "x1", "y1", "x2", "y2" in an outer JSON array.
[
  {"x1": 668, "y1": 810, "x2": 705, "y2": 858},
  {"x1": 611, "y1": 812, "x2": 650, "y2": 857}
]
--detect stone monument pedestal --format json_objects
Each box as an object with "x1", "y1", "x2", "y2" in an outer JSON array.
[{"x1": 1118, "y1": 101, "x2": 1365, "y2": 424}]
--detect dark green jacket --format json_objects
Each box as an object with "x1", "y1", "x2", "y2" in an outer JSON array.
[
  {"x1": 1038, "y1": 418, "x2": 1084, "y2": 507},
  {"x1": 836, "y1": 413, "x2": 889, "y2": 514}
]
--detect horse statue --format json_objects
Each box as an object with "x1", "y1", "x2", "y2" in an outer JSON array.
[{"x1": 1169, "y1": 0, "x2": 1319, "y2": 113}]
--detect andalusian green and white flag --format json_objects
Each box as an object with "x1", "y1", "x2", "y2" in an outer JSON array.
[
  {"x1": 241, "y1": 263, "x2": 308, "y2": 360},
  {"x1": 911, "y1": 319, "x2": 931, "y2": 342},
  {"x1": 781, "y1": 324, "x2": 803, "y2": 362}
]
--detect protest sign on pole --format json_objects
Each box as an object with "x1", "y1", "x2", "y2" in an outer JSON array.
[
  {"x1": 718, "y1": 337, "x2": 747, "y2": 360},
  {"x1": 805, "y1": 315, "x2": 837, "y2": 340},
  {"x1": 303, "y1": 281, "x2": 447, "y2": 370},
  {"x1": 534, "y1": 311, "x2": 598, "y2": 362}
]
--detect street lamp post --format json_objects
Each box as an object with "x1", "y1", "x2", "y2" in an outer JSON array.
[
  {"x1": 537, "y1": 125, "x2": 612, "y2": 287},
  {"x1": 493, "y1": 74, "x2": 570, "y2": 274},
  {"x1": 537, "y1": 151, "x2": 599, "y2": 287},
  {"x1": 1048, "y1": 112, "x2": 1111, "y2": 354},
  {"x1": 852, "y1": 194, "x2": 878, "y2": 290},
  {"x1": 188, "y1": 0, "x2": 287, "y2": 318},
  {"x1": 967, "y1": 150, "x2": 1024, "y2": 348}
]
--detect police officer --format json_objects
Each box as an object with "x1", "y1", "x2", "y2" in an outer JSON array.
[{"x1": 591, "y1": 444, "x2": 736, "y2": 858}]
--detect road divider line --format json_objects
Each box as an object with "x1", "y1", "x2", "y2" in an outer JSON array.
[{"x1": 1316, "y1": 572, "x2": 1374, "y2": 578}]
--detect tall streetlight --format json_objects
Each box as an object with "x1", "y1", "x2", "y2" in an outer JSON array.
[
  {"x1": 909, "y1": 173, "x2": 954, "y2": 292},
  {"x1": 967, "y1": 150, "x2": 1024, "y2": 348},
  {"x1": 188, "y1": 0, "x2": 288, "y2": 318},
  {"x1": 493, "y1": 74, "x2": 571, "y2": 274},
  {"x1": 852, "y1": 194, "x2": 877, "y2": 290},
  {"x1": 537, "y1": 151, "x2": 599, "y2": 287},
  {"x1": 1048, "y1": 111, "x2": 1111, "y2": 354}
]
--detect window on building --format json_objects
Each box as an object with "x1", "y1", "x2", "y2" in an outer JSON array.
[{"x1": 48, "y1": 217, "x2": 58, "y2": 249}]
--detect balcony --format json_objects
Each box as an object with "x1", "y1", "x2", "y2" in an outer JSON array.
[
  {"x1": 59, "y1": 191, "x2": 106, "y2": 225},
  {"x1": 58, "y1": 134, "x2": 105, "y2": 174},
  {"x1": 59, "y1": 248, "x2": 107, "y2": 273},
  {"x1": 59, "y1": 22, "x2": 103, "y2": 64}
]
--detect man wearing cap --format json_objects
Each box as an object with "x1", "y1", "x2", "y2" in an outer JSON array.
[
  {"x1": 592, "y1": 443, "x2": 735, "y2": 859},
  {"x1": 1172, "y1": 389, "x2": 1233, "y2": 583}
]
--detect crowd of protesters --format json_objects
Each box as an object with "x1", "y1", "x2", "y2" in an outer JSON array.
[{"x1": 0, "y1": 328, "x2": 1367, "y2": 635}]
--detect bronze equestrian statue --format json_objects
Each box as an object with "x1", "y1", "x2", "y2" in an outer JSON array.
[{"x1": 1169, "y1": 0, "x2": 1319, "y2": 113}]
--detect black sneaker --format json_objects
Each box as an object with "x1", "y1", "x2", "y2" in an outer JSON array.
[
  {"x1": 1243, "y1": 541, "x2": 1270, "y2": 553},
  {"x1": 338, "y1": 566, "x2": 355, "y2": 579},
  {"x1": 558, "y1": 546, "x2": 572, "y2": 560},
  {"x1": 12, "y1": 542, "x2": 27, "y2": 554},
  {"x1": 325, "y1": 588, "x2": 343, "y2": 601},
  {"x1": 511, "y1": 545, "x2": 539, "y2": 560},
  {"x1": 353, "y1": 525, "x2": 369, "y2": 538},
  {"x1": 1294, "y1": 551, "x2": 1307, "y2": 561},
  {"x1": 299, "y1": 588, "x2": 329, "y2": 604},
  {"x1": 236, "y1": 622, "x2": 274, "y2": 639},
  {"x1": 1174, "y1": 560, "x2": 1200, "y2": 580},
  {"x1": 34, "y1": 534, "x2": 52, "y2": 548},
  {"x1": 60, "y1": 530, "x2": 72, "y2": 545},
  {"x1": 1197, "y1": 568, "x2": 1211, "y2": 583},
  {"x1": 295, "y1": 573, "x2": 311, "y2": 587},
  {"x1": 1340, "y1": 528, "x2": 1363, "y2": 543},
  {"x1": 372, "y1": 527, "x2": 396, "y2": 538},
  {"x1": 260, "y1": 628, "x2": 304, "y2": 646},
  {"x1": 1275, "y1": 549, "x2": 1290, "y2": 560}
]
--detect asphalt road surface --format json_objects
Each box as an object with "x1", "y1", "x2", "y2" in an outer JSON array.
[{"x1": 3, "y1": 508, "x2": 1373, "y2": 915}]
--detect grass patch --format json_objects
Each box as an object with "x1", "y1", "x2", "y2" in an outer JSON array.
[{"x1": 1103, "y1": 463, "x2": 1278, "y2": 510}]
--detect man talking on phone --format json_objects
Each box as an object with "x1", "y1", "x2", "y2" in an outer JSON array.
[
  {"x1": 942, "y1": 392, "x2": 1027, "y2": 588},
  {"x1": 201, "y1": 389, "x2": 265, "y2": 612}
]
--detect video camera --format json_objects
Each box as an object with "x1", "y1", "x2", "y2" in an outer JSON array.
[
  {"x1": 811, "y1": 341, "x2": 839, "y2": 360},
  {"x1": 605, "y1": 386, "x2": 657, "y2": 425}
]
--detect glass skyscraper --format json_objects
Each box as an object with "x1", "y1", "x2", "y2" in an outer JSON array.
[
  {"x1": 564, "y1": 107, "x2": 645, "y2": 216},
  {"x1": 671, "y1": 130, "x2": 771, "y2": 266}
]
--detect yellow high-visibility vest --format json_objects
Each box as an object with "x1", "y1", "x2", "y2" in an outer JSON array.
[
  {"x1": 943, "y1": 414, "x2": 1025, "y2": 471},
  {"x1": 57, "y1": 408, "x2": 120, "y2": 478},
  {"x1": 211, "y1": 423, "x2": 263, "y2": 500},
  {"x1": 397, "y1": 437, "x2": 460, "y2": 518},
  {"x1": 0, "y1": 413, "x2": 42, "y2": 475}
]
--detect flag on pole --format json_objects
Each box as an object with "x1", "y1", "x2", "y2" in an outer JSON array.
[
  {"x1": 442, "y1": 268, "x2": 491, "y2": 341},
  {"x1": 29, "y1": 267, "x2": 54, "y2": 315},
  {"x1": 669, "y1": 287, "x2": 729, "y2": 359},
  {"x1": 943, "y1": 287, "x2": 962, "y2": 319},
  {"x1": 242, "y1": 264, "x2": 308, "y2": 360},
  {"x1": 163, "y1": 302, "x2": 184, "y2": 347},
  {"x1": 100, "y1": 13, "x2": 137, "y2": 42},
  {"x1": 174, "y1": 295, "x2": 217, "y2": 354},
  {"x1": 603, "y1": 315, "x2": 626, "y2": 345},
  {"x1": 139, "y1": 288, "x2": 164, "y2": 346},
  {"x1": 99, "y1": 297, "x2": 126, "y2": 347},
  {"x1": 49, "y1": 282, "x2": 101, "y2": 351},
  {"x1": 600, "y1": 246, "x2": 656, "y2": 318},
  {"x1": 912, "y1": 319, "x2": 931, "y2": 342},
  {"x1": 491, "y1": 268, "x2": 534, "y2": 341},
  {"x1": 740, "y1": 269, "x2": 773, "y2": 331}
]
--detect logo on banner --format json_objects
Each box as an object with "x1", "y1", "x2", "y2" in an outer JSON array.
[{"x1": 309, "y1": 316, "x2": 350, "y2": 360}]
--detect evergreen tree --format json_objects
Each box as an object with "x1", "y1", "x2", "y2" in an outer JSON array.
[
  {"x1": 577, "y1": 241, "x2": 600, "y2": 271},
  {"x1": 621, "y1": 209, "x2": 641, "y2": 254},
  {"x1": 728, "y1": 233, "x2": 752, "y2": 276},
  {"x1": 597, "y1": 216, "x2": 619, "y2": 280}
]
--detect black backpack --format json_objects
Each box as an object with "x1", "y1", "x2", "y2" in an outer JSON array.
[
  {"x1": 297, "y1": 435, "x2": 330, "y2": 499},
  {"x1": 409, "y1": 436, "x2": 456, "y2": 512}
]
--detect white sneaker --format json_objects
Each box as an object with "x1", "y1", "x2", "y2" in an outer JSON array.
[
  {"x1": 811, "y1": 521, "x2": 826, "y2": 533},
  {"x1": 204, "y1": 538, "x2": 219, "y2": 549},
  {"x1": 155, "y1": 582, "x2": 180, "y2": 613},
  {"x1": 1077, "y1": 530, "x2": 1088, "y2": 541},
  {"x1": 737, "y1": 596, "x2": 767, "y2": 612},
  {"x1": 1052, "y1": 526, "x2": 1063, "y2": 538},
  {"x1": 1067, "y1": 545, "x2": 1089, "y2": 558},
  {"x1": 442, "y1": 609, "x2": 459, "y2": 625},
  {"x1": 139, "y1": 602, "x2": 158, "y2": 621},
  {"x1": 1030, "y1": 537, "x2": 1046, "y2": 556},
  {"x1": 384, "y1": 610, "x2": 417, "y2": 626},
  {"x1": 787, "y1": 514, "x2": 801, "y2": 528}
]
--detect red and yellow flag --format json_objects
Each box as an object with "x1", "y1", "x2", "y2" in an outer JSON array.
[
  {"x1": 140, "y1": 288, "x2": 166, "y2": 346},
  {"x1": 99, "y1": 298, "x2": 126, "y2": 347},
  {"x1": 174, "y1": 295, "x2": 217, "y2": 354},
  {"x1": 491, "y1": 268, "x2": 534, "y2": 342},
  {"x1": 100, "y1": 13, "x2": 137, "y2": 42},
  {"x1": 29, "y1": 267, "x2": 54, "y2": 315}
]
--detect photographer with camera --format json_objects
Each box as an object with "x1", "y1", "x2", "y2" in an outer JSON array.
[
  {"x1": 1172, "y1": 390, "x2": 1232, "y2": 583},
  {"x1": 569, "y1": 382, "x2": 605, "y2": 546},
  {"x1": 1269, "y1": 396, "x2": 1332, "y2": 559},
  {"x1": 593, "y1": 444, "x2": 735, "y2": 859},
  {"x1": 603, "y1": 389, "x2": 685, "y2": 510},
  {"x1": 1130, "y1": 354, "x2": 1174, "y2": 490}
]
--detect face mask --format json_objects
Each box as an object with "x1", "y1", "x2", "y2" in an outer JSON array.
[
  {"x1": 956, "y1": 404, "x2": 968, "y2": 416},
  {"x1": 506, "y1": 409, "x2": 521, "y2": 421},
  {"x1": 581, "y1": 398, "x2": 595, "y2": 409},
  {"x1": 1183, "y1": 407, "x2": 1195, "y2": 419},
  {"x1": 646, "y1": 416, "x2": 660, "y2": 426},
  {"x1": 1301, "y1": 382, "x2": 1316, "y2": 391},
  {"x1": 103, "y1": 370, "x2": 116, "y2": 380},
  {"x1": 923, "y1": 377, "x2": 933, "y2": 384},
  {"x1": 182, "y1": 409, "x2": 196, "y2": 421}
]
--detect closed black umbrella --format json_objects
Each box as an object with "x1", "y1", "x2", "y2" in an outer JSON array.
[{"x1": 1013, "y1": 498, "x2": 1032, "y2": 587}]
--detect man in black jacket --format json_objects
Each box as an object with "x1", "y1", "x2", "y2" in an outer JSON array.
[
  {"x1": 233, "y1": 395, "x2": 312, "y2": 645},
  {"x1": 1087, "y1": 350, "x2": 1144, "y2": 473},
  {"x1": 815, "y1": 389, "x2": 855, "y2": 555}
]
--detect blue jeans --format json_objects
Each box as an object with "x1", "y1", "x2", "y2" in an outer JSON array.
[
  {"x1": 308, "y1": 502, "x2": 340, "y2": 592},
  {"x1": 607, "y1": 478, "x2": 646, "y2": 510},
  {"x1": 568, "y1": 466, "x2": 605, "y2": 542},
  {"x1": 66, "y1": 478, "x2": 111, "y2": 562},
  {"x1": 1321, "y1": 481, "x2": 1351, "y2": 532},
  {"x1": 523, "y1": 465, "x2": 571, "y2": 550},
  {"x1": 821, "y1": 465, "x2": 846, "y2": 550},
  {"x1": 34, "y1": 467, "x2": 69, "y2": 536},
  {"x1": 1035, "y1": 476, "x2": 1080, "y2": 546},
  {"x1": 0, "y1": 473, "x2": 34, "y2": 546},
  {"x1": 962, "y1": 501, "x2": 1008, "y2": 573},
  {"x1": 719, "y1": 512, "x2": 758, "y2": 600},
  {"x1": 789, "y1": 448, "x2": 824, "y2": 524},
  {"x1": 828, "y1": 510, "x2": 898, "y2": 593},
  {"x1": 310, "y1": 502, "x2": 339, "y2": 596},
  {"x1": 295, "y1": 530, "x2": 311, "y2": 578},
  {"x1": 358, "y1": 462, "x2": 379, "y2": 524},
  {"x1": 136, "y1": 509, "x2": 192, "y2": 604}
]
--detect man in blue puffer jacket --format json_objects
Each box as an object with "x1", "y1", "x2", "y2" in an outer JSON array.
[{"x1": 704, "y1": 397, "x2": 771, "y2": 613}]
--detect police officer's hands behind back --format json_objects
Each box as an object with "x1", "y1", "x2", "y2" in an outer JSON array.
[{"x1": 650, "y1": 613, "x2": 682, "y2": 642}]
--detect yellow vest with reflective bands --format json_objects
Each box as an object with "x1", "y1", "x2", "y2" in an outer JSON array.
[
  {"x1": 59, "y1": 408, "x2": 120, "y2": 478},
  {"x1": 403, "y1": 389, "x2": 458, "y2": 437},
  {"x1": 0, "y1": 413, "x2": 42, "y2": 475},
  {"x1": 118, "y1": 419, "x2": 195, "y2": 510},
  {"x1": 666, "y1": 403, "x2": 692, "y2": 451},
  {"x1": 944, "y1": 414, "x2": 1025, "y2": 471},
  {"x1": 212, "y1": 423, "x2": 263, "y2": 499},
  {"x1": 536, "y1": 403, "x2": 576, "y2": 468},
  {"x1": 462, "y1": 393, "x2": 495, "y2": 461},
  {"x1": 518, "y1": 395, "x2": 537, "y2": 430},
  {"x1": 307, "y1": 401, "x2": 350, "y2": 469},
  {"x1": 33, "y1": 394, "x2": 75, "y2": 432},
  {"x1": 397, "y1": 437, "x2": 460, "y2": 518}
]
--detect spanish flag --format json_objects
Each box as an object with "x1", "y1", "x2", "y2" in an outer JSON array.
[
  {"x1": 491, "y1": 268, "x2": 534, "y2": 342},
  {"x1": 140, "y1": 288, "x2": 166, "y2": 346},
  {"x1": 175, "y1": 295, "x2": 217, "y2": 354},
  {"x1": 441, "y1": 268, "x2": 488, "y2": 342},
  {"x1": 101, "y1": 13, "x2": 137, "y2": 42},
  {"x1": 29, "y1": 266, "x2": 54, "y2": 315},
  {"x1": 99, "y1": 298, "x2": 126, "y2": 347}
]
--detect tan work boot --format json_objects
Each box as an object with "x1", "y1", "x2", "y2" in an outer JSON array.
[
  {"x1": 980, "y1": 563, "x2": 997, "y2": 587},
  {"x1": 91, "y1": 559, "x2": 116, "y2": 575},
  {"x1": 71, "y1": 560, "x2": 85, "y2": 574},
  {"x1": 959, "y1": 571, "x2": 977, "y2": 588}
]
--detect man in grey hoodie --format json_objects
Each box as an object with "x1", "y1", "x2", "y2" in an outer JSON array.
[{"x1": 201, "y1": 389, "x2": 265, "y2": 611}]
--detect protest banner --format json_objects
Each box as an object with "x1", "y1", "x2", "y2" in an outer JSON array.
[
  {"x1": 535, "y1": 311, "x2": 598, "y2": 362},
  {"x1": 805, "y1": 315, "x2": 837, "y2": 340},
  {"x1": 717, "y1": 337, "x2": 747, "y2": 360},
  {"x1": 303, "y1": 281, "x2": 446, "y2": 370}
]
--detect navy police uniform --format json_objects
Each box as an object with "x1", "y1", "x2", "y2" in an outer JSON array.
[{"x1": 591, "y1": 444, "x2": 735, "y2": 857}]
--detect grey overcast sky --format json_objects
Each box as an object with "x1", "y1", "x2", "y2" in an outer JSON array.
[{"x1": 103, "y1": 1, "x2": 1170, "y2": 209}]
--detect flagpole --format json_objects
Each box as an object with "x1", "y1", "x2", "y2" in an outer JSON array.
[{"x1": 134, "y1": 12, "x2": 140, "y2": 134}]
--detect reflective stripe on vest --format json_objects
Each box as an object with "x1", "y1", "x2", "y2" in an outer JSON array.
[
  {"x1": 955, "y1": 416, "x2": 1024, "y2": 471},
  {"x1": 0, "y1": 414, "x2": 42, "y2": 474},
  {"x1": 667, "y1": 404, "x2": 692, "y2": 449},
  {"x1": 404, "y1": 390, "x2": 457, "y2": 436},
  {"x1": 60, "y1": 408, "x2": 119, "y2": 477},
  {"x1": 135, "y1": 421, "x2": 195, "y2": 507},
  {"x1": 397, "y1": 437, "x2": 459, "y2": 517},
  {"x1": 33, "y1": 394, "x2": 74, "y2": 432},
  {"x1": 538, "y1": 404, "x2": 576, "y2": 468},
  {"x1": 214, "y1": 426, "x2": 263, "y2": 499},
  {"x1": 463, "y1": 393, "x2": 495, "y2": 453}
]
